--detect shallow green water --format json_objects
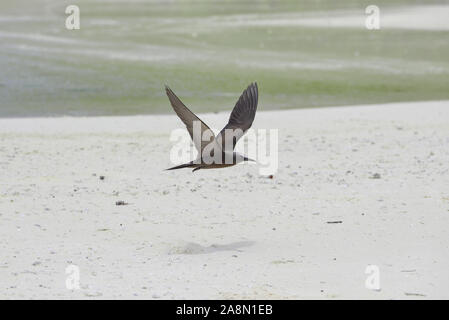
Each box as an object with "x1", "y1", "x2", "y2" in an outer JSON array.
[{"x1": 0, "y1": 0, "x2": 448, "y2": 117}]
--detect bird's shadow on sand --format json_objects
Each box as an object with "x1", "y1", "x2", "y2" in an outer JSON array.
[{"x1": 171, "y1": 241, "x2": 255, "y2": 255}]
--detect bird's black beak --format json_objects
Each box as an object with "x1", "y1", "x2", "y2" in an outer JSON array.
[{"x1": 243, "y1": 156, "x2": 256, "y2": 162}]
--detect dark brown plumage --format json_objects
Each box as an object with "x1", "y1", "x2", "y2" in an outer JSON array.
[{"x1": 165, "y1": 83, "x2": 258, "y2": 172}]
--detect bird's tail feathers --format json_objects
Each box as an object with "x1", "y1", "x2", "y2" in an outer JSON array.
[{"x1": 165, "y1": 162, "x2": 195, "y2": 171}]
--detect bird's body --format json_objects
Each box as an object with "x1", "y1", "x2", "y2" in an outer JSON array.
[{"x1": 165, "y1": 82, "x2": 258, "y2": 172}]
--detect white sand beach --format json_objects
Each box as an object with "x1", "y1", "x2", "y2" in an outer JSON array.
[{"x1": 1, "y1": 100, "x2": 449, "y2": 299}]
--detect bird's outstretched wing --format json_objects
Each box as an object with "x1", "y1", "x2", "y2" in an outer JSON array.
[
  {"x1": 216, "y1": 82, "x2": 258, "y2": 152},
  {"x1": 165, "y1": 85, "x2": 215, "y2": 154}
]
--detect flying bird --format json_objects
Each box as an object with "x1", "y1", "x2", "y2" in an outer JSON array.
[{"x1": 165, "y1": 82, "x2": 258, "y2": 172}]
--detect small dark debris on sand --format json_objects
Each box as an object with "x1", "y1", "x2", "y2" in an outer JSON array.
[
  {"x1": 404, "y1": 292, "x2": 426, "y2": 297},
  {"x1": 327, "y1": 221, "x2": 343, "y2": 224},
  {"x1": 115, "y1": 200, "x2": 129, "y2": 206},
  {"x1": 370, "y1": 173, "x2": 381, "y2": 179},
  {"x1": 268, "y1": 174, "x2": 274, "y2": 179},
  {"x1": 99, "y1": 175, "x2": 105, "y2": 180}
]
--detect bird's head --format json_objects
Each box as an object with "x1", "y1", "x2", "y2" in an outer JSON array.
[{"x1": 243, "y1": 156, "x2": 256, "y2": 163}]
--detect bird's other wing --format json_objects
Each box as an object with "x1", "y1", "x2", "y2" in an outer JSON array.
[
  {"x1": 165, "y1": 85, "x2": 215, "y2": 154},
  {"x1": 216, "y1": 82, "x2": 258, "y2": 152}
]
